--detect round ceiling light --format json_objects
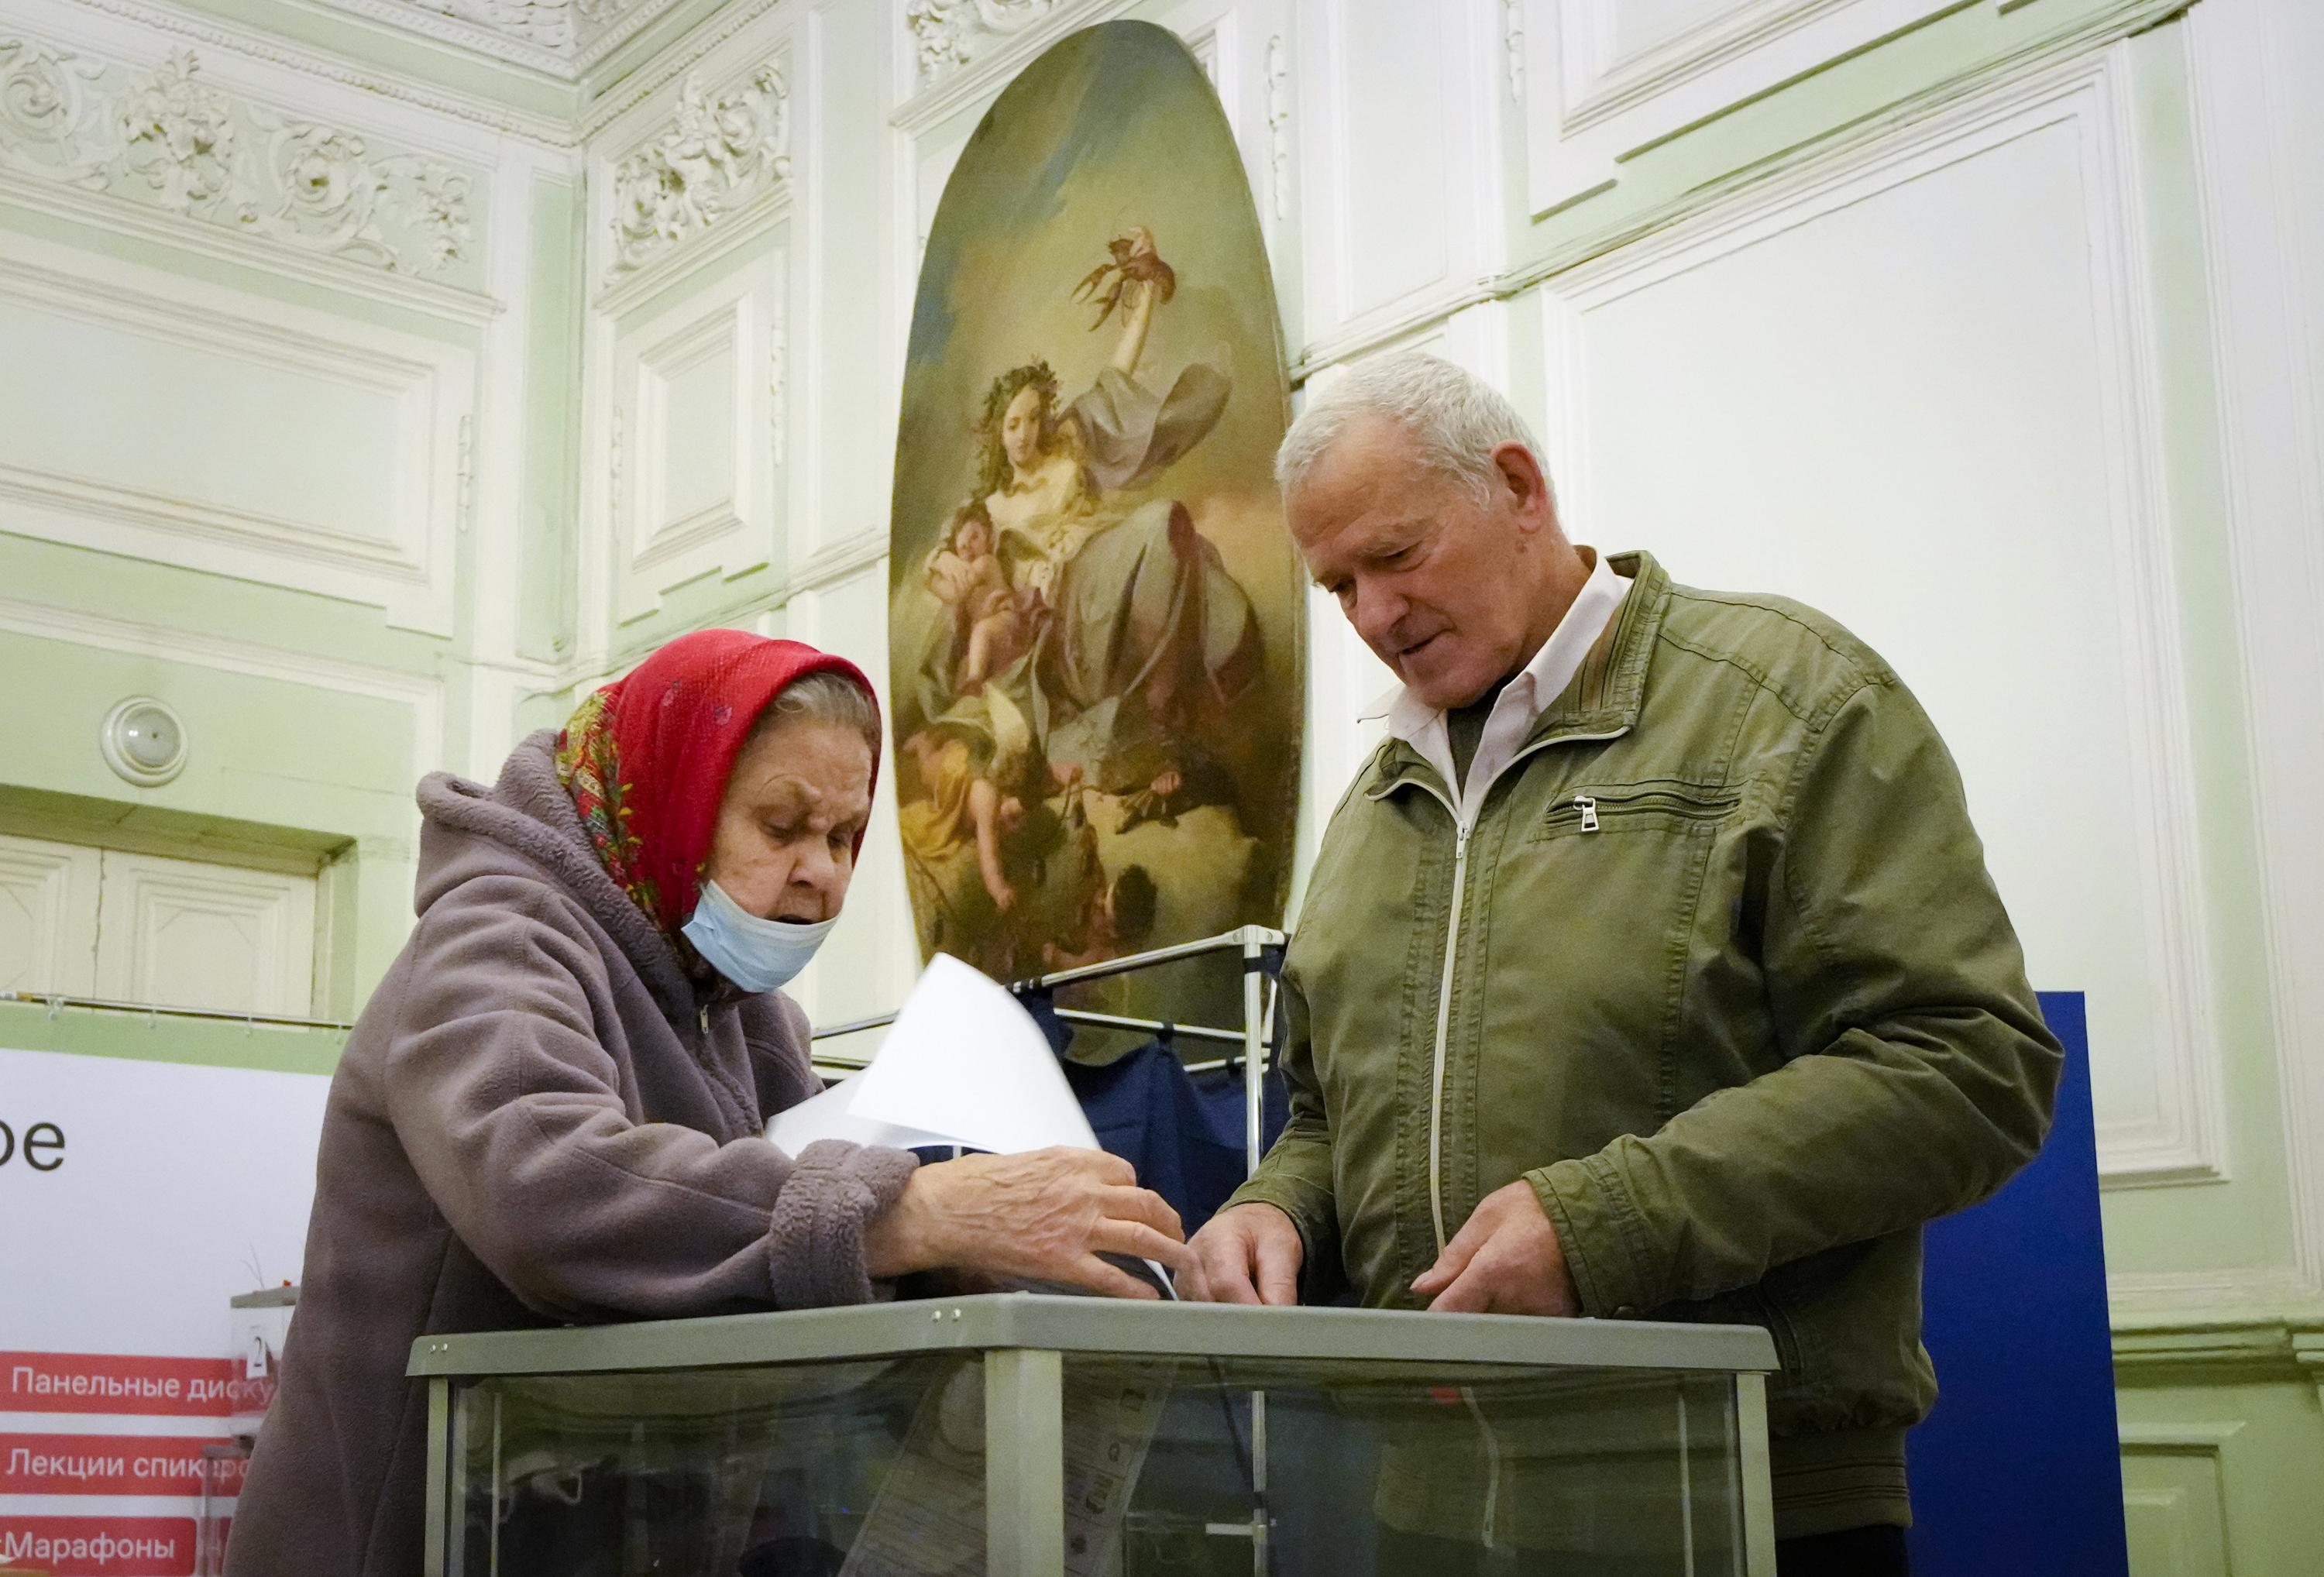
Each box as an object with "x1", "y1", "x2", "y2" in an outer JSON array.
[{"x1": 101, "y1": 696, "x2": 188, "y2": 788}]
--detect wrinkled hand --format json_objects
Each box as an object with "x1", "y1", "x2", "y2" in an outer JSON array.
[
  {"x1": 1411, "y1": 1180, "x2": 1580, "y2": 1316},
  {"x1": 1181, "y1": 1202, "x2": 1303, "y2": 1305},
  {"x1": 864, "y1": 1147, "x2": 1190, "y2": 1300}
]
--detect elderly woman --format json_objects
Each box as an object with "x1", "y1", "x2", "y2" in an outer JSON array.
[{"x1": 229, "y1": 630, "x2": 1190, "y2": 1577}]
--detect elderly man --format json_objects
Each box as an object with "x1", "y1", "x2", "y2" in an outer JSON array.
[{"x1": 1184, "y1": 352, "x2": 2059, "y2": 1575}]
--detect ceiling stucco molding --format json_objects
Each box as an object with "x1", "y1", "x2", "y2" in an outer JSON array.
[
  {"x1": 56, "y1": 0, "x2": 578, "y2": 143},
  {"x1": 572, "y1": 0, "x2": 777, "y2": 142},
  {"x1": 301, "y1": 0, "x2": 670, "y2": 77},
  {"x1": 296, "y1": 0, "x2": 576, "y2": 75}
]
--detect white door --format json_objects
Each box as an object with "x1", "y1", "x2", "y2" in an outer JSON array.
[{"x1": 0, "y1": 833, "x2": 318, "y2": 1015}]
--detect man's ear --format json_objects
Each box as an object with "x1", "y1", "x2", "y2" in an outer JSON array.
[{"x1": 1491, "y1": 441, "x2": 1552, "y2": 534}]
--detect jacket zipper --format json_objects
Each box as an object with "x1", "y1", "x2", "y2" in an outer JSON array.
[
  {"x1": 1376, "y1": 725, "x2": 1632, "y2": 1255},
  {"x1": 1373, "y1": 726, "x2": 1635, "y2": 1555}
]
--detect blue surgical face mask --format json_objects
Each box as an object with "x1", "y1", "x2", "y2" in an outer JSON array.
[{"x1": 681, "y1": 879, "x2": 838, "y2": 993}]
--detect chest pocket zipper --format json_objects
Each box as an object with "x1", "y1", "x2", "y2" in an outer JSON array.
[{"x1": 1537, "y1": 784, "x2": 1738, "y2": 838}]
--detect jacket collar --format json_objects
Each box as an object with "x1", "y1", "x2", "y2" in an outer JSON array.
[{"x1": 1366, "y1": 550, "x2": 1669, "y2": 800}]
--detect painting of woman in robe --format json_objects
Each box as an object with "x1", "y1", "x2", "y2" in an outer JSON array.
[{"x1": 889, "y1": 22, "x2": 1301, "y2": 1005}]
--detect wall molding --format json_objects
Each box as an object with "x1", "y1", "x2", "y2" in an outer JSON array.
[
  {"x1": 1521, "y1": 0, "x2": 1967, "y2": 218},
  {"x1": 1563, "y1": 0, "x2": 1967, "y2": 135},
  {"x1": 598, "y1": 521, "x2": 885, "y2": 673},
  {"x1": 2114, "y1": 1312, "x2": 2324, "y2": 1375}
]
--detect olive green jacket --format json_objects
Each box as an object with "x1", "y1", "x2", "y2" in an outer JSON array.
[{"x1": 1228, "y1": 551, "x2": 2061, "y2": 1543}]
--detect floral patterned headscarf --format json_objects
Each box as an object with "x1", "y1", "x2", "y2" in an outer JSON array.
[{"x1": 554, "y1": 630, "x2": 880, "y2": 933}]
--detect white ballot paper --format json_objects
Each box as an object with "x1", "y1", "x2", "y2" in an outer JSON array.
[{"x1": 768, "y1": 953, "x2": 1105, "y2": 1156}]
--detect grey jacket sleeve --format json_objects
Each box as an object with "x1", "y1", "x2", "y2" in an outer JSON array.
[{"x1": 381, "y1": 878, "x2": 917, "y2": 1321}]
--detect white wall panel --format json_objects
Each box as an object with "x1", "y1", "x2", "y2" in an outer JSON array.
[
  {"x1": 606, "y1": 252, "x2": 786, "y2": 624},
  {"x1": 0, "y1": 241, "x2": 473, "y2": 636},
  {"x1": 1535, "y1": 48, "x2": 2224, "y2": 1186},
  {"x1": 1297, "y1": 0, "x2": 1501, "y2": 354},
  {"x1": 2179, "y1": 0, "x2": 2324, "y2": 1307}
]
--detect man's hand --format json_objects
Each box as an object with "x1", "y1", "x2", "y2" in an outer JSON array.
[
  {"x1": 1181, "y1": 1202, "x2": 1304, "y2": 1305},
  {"x1": 1411, "y1": 1180, "x2": 1580, "y2": 1316}
]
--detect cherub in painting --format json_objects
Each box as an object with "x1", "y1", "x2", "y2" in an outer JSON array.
[{"x1": 925, "y1": 498, "x2": 1040, "y2": 696}]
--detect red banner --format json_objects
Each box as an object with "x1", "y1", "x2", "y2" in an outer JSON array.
[
  {"x1": 0, "y1": 1355, "x2": 239, "y2": 1420},
  {"x1": 0, "y1": 1434, "x2": 245, "y2": 1498},
  {"x1": 0, "y1": 1516, "x2": 196, "y2": 1576}
]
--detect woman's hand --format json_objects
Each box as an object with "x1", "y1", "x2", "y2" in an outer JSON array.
[{"x1": 863, "y1": 1146, "x2": 1191, "y2": 1300}]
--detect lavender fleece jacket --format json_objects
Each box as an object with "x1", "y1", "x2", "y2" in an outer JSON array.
[{"x1": 227, "y1": 731, "x2": 920, "y2": 1577}]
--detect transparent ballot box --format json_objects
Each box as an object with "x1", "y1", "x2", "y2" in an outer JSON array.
[{"x1": 410, "y1": 1294, "x2": 1778, "y2": 1576}]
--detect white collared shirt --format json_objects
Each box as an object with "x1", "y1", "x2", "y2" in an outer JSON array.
[{"x1": 1358, "y1": 550, "x2": 1631, "y2": 822}]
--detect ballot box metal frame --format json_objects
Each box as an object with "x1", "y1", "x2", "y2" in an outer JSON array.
[{"x1": 409, "y1": 1293, "x2": 1781, "y2": 1577}]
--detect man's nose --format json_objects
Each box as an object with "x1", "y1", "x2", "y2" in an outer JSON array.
[{"x1": 1350, "y1": 579, "x2": 1404, "y2": 647}]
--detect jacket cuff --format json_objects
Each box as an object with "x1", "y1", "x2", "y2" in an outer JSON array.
[
  {"x1": 1528, "y1": 1156, "x2": 1655, "y2": 1317},
  {"x1": 767, "y1": 1140, "x2": 921, "y2": 1308}
]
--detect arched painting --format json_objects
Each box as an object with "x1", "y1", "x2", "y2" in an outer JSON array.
[{"x1": 889, "y1": 21, "x2": 1303, "y2": 1011}]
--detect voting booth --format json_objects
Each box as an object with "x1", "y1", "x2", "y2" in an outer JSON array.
[{"x1": 410, "y1": 1294, "x2": 1779, "y2": 1576}]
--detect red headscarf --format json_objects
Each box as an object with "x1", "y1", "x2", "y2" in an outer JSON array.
[{"x1": 553, "y1": 630, "x2": 881, "y2": 933}]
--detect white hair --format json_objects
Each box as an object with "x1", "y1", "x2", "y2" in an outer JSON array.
[
  {"x1": 1275, "y1": 350, "x2": 1552, "y2": 510},
  {"x1": 751, "y1": 668, "x2": 881, "y2": 753}
]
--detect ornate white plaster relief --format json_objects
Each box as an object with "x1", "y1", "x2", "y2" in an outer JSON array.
[
  {"x1": 905, "y1": 0, "x2": 1061, "y2": 87},
  {"x1": 607, "y1": 61, "x2": 789, "y2": 283},
  {"x1": 0, "y1": 37, "x2": 475, "y2": 280}
]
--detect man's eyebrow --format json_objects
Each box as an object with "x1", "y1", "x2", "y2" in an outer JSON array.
[{"x1": 1310, "y1": 518, "x2": 1429, "y2": 584}]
